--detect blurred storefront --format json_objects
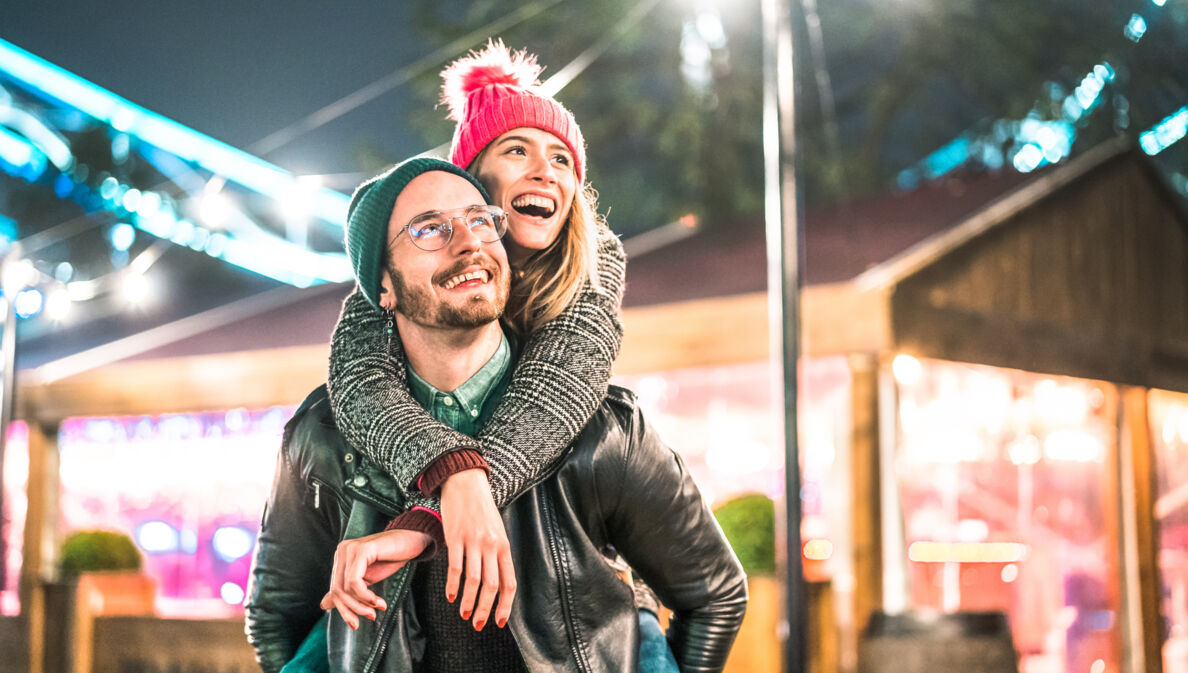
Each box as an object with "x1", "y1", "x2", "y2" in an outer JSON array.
[{"x1": 4, "y1": 141, "x2": 1188, "y2": 673}]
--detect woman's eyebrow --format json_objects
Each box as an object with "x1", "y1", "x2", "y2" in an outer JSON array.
[{"x1": 494, "y1": 135, "x2": 531, "y2": 146}]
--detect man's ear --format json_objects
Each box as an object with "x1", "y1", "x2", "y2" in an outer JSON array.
[{"x1": 379, "y1": 273, "x2": 397, "y2": 311}]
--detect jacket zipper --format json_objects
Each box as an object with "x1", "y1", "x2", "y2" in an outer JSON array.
[
  {"x1": 362, "y1": 563, "x2": 412, "y2": 673},
  {"x1": 541, "y1": 490, "x2": 591, "y2": 673},
  {"x1": 309, "y1": 476, "x2": 345, "y2": 512}
]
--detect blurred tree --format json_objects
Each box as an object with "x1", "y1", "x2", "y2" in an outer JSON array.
[{"x1": 798, "y1": 0, "x2": 1187, "y2": 205}]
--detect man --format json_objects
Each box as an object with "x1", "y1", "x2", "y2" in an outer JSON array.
[{"x1": 245, "y1": 158, "x2": 747, "y2": 673}]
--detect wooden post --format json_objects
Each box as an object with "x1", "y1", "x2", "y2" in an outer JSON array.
[
  {"x1": 1119, "y1": 387, "x2": 1164, "y2": 673},
  {"x1": 848, "y1": 354, "x2": 882, "y2": 667},
  {"x1": 20, "y1": 422, "x2": 58, "y2": 673}
]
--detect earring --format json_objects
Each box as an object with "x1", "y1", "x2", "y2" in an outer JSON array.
[{"x1": 386, "y1": 311, "x2": 394, "y2": 336}]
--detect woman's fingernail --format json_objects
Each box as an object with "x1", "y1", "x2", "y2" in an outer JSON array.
[
  {"x1": 497, "y1": 617, "x2": 506, "y2": 628},
  {"x1": 475, "y1": 620, "x2": 486, "y2": 631}
]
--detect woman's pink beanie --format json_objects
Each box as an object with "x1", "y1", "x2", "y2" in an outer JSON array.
[{"x1": 440, "y1": 40, "x2": 585, "y2": 183}]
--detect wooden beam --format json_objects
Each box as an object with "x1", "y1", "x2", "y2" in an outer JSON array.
[
  {"x1": 20, "y1": 423, "x2": 55, "y2": 673},
  {"x1": 18, "y1": 286, "x2": 888, "y2": 424},
  {"x1": 1121, "y1": 387, "x2": 1165, "y2": 673},
  {"x1": 848, "y1": 355, "x2": 882, "y2": 645},
  {"x1": 19, "y1": 345, "x2": 329, "y2": 425}
]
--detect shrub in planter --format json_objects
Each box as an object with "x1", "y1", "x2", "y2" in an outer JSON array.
[
  {"x1": 59, "y1": 530, "x2": 142, "y2": 578},
  {"x1": 713, "y1": 493, "x2": 776, "y2": 576}
]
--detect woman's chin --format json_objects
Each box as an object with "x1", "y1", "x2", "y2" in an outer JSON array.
[{"x1": 506, "y1": 230, "x2": 558, "y2": 261}]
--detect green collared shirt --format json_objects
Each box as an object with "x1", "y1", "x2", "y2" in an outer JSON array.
[{"x1": 407, "y1": 333, "x2": 512, "y2": 436}]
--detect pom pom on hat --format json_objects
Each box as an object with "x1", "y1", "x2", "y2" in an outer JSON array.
[
  {"x1": 440, "y1": 40, "x2": 543, "y2": 122},
  {"x1": 440, "y1": 40, "x2": 585, "y2": 182}
]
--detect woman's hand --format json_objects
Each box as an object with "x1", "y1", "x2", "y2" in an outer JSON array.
[
  {"x1": 440, "y1": 468, "x2": 517, "y2": 630},
  {"x1": 320, "y1": 529, "x2": 431, "y2": 629}
]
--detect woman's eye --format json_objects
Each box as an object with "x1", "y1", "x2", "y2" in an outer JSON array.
[
  {"x1": 552, "y1": 155, "x2": 571, "y2": 166},
  {"x1": 504, "y1": 145, "x2": 526, "y2": 156}
]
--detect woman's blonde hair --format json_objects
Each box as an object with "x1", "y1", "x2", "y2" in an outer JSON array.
[{"x1": 471, "y1": 152, "x2": 604, "y2": 334}]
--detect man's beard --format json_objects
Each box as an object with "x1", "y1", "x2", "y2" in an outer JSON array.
[{"x1": 388, "y1": 257, "x2": 508, "y2": 329}]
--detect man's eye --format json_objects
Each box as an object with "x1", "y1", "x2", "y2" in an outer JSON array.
[{"x1": 413, "y1": 222, "x2": 447, "y2": 239}]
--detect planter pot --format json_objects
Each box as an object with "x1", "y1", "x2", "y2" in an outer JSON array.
[
  {"x1": 725, "y1": 575, "x2": 781, "y2": 673},
  {"x1": 75, "y1": 571, "x2": 156, "y2": 617}
]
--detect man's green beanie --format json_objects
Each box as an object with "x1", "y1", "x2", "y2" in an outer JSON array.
[{"x1": 345, "y1": 157, "x2": 490, "y2": 309}]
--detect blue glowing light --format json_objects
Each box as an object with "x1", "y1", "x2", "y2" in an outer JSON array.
[
  {"x1": 1012, "y1": 144, "x2": 1044, "y2": 173},
  {"x1": 1152, "y1": 0, "x2": 1166, "y2": 7},
  {"x1": 13, "y1": 287, "x2": 43, "y2": 319},
  {"x1": 121, "y1": 188, "x2": 141, "y2": 213},
  {"x1": 0, "y1": 126, "x2": 46, "y2": 181},
  {"x1": 136, "y1": 520, "x2": 180, "y2": 553},
  {"x1": 99, "y1": 176, "x2": 119, "y2": 201},
  {"x1": 0, "y1": 37, "x2": 351, "y2": 226},
  {"x1": 110, "y1": 222, "x2": 136, "y2": 251},
  {"x1": 53, "y1": 173, "x2": 74, "y2": 198},
  {"x1": 1140, "y1": 106, "x2": 1188, "y2": 155},
  {"x1": 212, "y1": 526, "x2": 254, "y2": 562},
  {"x1": 1124, "y1": 14, "x2": 1148, "y2": 42}
]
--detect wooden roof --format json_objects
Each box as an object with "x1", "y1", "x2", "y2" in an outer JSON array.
[{"x1": 19, "y1": 140, "x2": 1188, "y2": 423}]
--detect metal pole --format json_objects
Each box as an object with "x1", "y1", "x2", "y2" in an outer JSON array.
[
  {"x1": 0, "y1": 248, "x2": 18, "y2": 594},
  {"x1": 762, "y1": 0, "x2": 804, "y2": 671}
]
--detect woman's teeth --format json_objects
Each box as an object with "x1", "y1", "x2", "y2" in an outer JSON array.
[{"x1": 511, "y1": 195, "x2": 556, "y2": 217}]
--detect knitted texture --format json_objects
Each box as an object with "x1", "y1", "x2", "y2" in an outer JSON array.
[
  {"x1": 325, "y1": 227, "x2": 626, "y2": 508},
  {"x1": 345, "y1": 158, "x2": 489, "y2": 309},
  {"x1": 441, "y1": 40, "x2": 585, "y2": 182},
  {"x1": 411, "y1": 558, "x2": 528, "y2": 672}
]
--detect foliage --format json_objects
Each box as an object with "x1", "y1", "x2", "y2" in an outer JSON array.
[
  {"x1": 713, "y1": 493, "x2": 776, "y2": 576},
  {"x1": 59, "y1": 530, "x2": 142, "y2": 578}
]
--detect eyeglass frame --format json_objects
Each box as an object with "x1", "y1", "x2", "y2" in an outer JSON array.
[{"x1": 389, "y1": 204, "x2": 509, "y2": 252}]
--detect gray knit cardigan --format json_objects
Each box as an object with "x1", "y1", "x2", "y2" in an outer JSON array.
[{"x1": 326, "y1": 229, "x2": 626, "y2": 516}]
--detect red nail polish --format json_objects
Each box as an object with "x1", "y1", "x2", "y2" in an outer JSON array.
[
  {"x1": 497, "y1": 618, "x2": 506, "y2": 628},
  {"x1": 475, "y1": 621, "x2": 485, "y2": 631},
  {"x1": 461, "y1": 610, "x2": 471, "y2": 620}
]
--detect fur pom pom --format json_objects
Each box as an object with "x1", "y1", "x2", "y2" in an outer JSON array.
[{"x1": 440, "y1": 39, "x2": 543, "y2": 121}]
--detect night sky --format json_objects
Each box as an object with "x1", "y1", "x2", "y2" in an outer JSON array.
[{"x1": 2, "y1": 2, "x2": 438, "y2": 186}]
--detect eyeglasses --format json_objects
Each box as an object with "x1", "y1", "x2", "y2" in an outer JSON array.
[{"x1": 392, "y1": 205, "x2": 508, "y2": 252}]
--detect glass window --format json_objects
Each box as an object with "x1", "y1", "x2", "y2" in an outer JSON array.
[
  {"x1": 614, "y1": 356, "x2": 852, "y2": 580},
  {"x1": 57, "y1": 407, "x2": 291, "y2": 618},
  {"x1": 893, "y1": 356, "x2": 1119, "y2": 673},
  {"x1": 1148, "y1": 389, "x2": 1188, "y2": 673}
]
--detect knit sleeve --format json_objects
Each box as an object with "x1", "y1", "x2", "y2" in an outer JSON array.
[
  {"x1": 482, "y1": 229, "x2": 626, "y2": 505},
  {"x1": 327, "y1": 290, "x2": 482, "y2": 495}
]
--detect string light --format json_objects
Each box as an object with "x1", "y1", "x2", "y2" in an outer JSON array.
[
  {"x1": 122, "y1": 271, "x2": 151, "y2": 306},
  {"x1": 45, "y1": 288, "x2": 71, "y2": 321}
]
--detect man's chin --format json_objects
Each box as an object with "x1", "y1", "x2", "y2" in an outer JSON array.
[{"x1": 436, "y1": 299, "x2": 503, "y2": 329}]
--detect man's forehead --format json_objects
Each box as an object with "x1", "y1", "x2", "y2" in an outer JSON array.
[{"x1": 390, "y1": 171, "x2": 484, "y2": 221}]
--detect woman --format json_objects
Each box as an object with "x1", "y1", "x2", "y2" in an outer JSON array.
[{"x1": 321, "y1": 40, "x2": 678, "y2": 672}]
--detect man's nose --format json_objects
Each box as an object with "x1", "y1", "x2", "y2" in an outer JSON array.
[{"x1": 448, "y1": 218, "x2": 484, "y2": 253}]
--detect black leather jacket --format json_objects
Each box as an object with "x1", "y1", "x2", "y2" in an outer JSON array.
[{"x1": 245, "y1": 384, "x2": 747, "y2": 673}]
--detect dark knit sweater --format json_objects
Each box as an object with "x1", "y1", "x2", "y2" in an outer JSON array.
[
  {"x1": 411, "y1": 558, "x2": 528, "y2": 673},
  {"x1": 326, "y1": 229, "x2": 626, "y2": 525}
]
